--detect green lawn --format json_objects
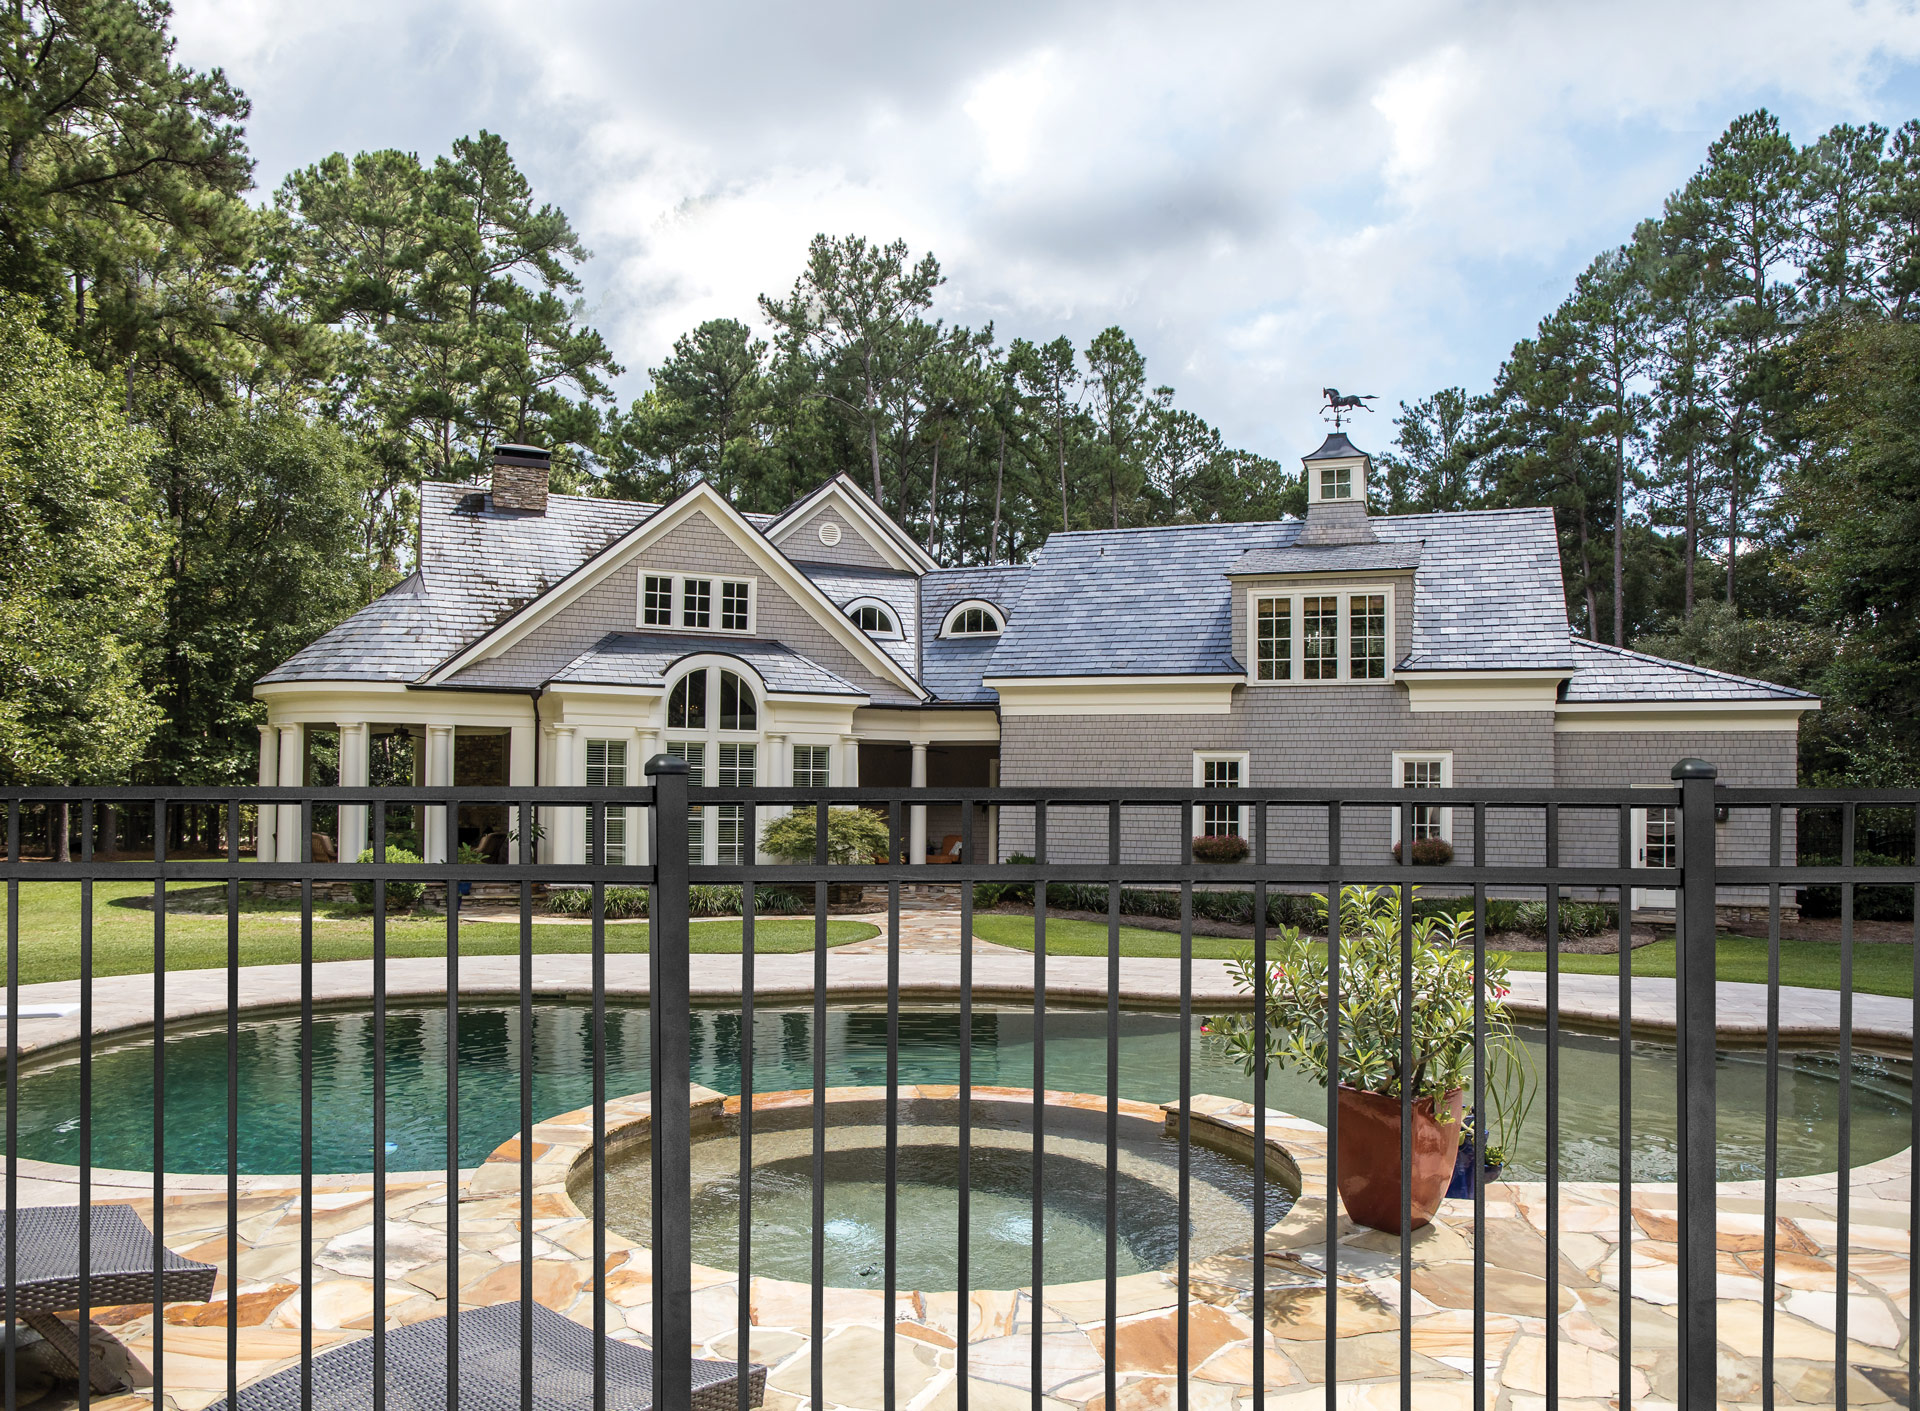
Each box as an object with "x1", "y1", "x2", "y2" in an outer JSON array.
[
  {"x1": 4, "y1": 883, "x2": 878, "y2": 985},
  {"x1": 976, "y1": 913, "x2": 1916, "y2": 998}
]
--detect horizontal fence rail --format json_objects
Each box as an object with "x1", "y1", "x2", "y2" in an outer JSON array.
[{"x1": 0, "y1": 765, "x2": 1914, "y2": 1409}]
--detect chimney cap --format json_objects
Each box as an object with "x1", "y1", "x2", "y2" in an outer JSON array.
[{"x1": 493, "y1": 443, "x2": 551, "y2": 462}]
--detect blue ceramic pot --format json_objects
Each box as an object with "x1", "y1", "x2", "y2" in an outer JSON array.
[{"x1": 1445, "y1": 1124, "x2": 1503, "y2": 1199}]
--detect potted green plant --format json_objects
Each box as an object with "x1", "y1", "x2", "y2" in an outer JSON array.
[
  {"x1": 1446, "y1": 1029, "x2": 1536, "y2": 1197},
  {"x1": 1203, "y1": 885, "x2": 1516, "y2": 1234},
  {"x1": 758, "y1": 807, "x2": 891, "y2": 905}
]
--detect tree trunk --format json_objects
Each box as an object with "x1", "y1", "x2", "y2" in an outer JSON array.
[
  {"x1": 924, "y1": 439, "x2": 941, "y2": 553},
  {"x1": 1055, "y1": 398, "x2": 1069, "y2": 532},
  {"x1": 1576, "y1": 504, "x2": 1598, "y2": 637},
  {"x1": 1683, "y1": 446, "x2": 1697, "y2": 620},
  {"x1": 990, "y1": 429, "x2": 1005, "y2": 565},
  {"x1": 1613, "y1": 427, "x2": 1626, "y2": 648},
  {"x1": 1727, "y1": 462, "x2": 1738, "y2": 613},
  {"x1": 55, "y1": 800, "x2": 69, "y2": 864},
  {"x1": 101, "y1": 804, "x2": 117, "y2": 860}
]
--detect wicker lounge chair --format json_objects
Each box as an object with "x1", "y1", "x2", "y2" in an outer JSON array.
[
  {"x1": 209, "y1": 1300, "x2": 767, "y2": 1411},
  {"x1": 0, "y1": 1203, "x2": 218, "y2": 1391}
]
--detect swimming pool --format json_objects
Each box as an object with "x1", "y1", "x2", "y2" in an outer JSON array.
[{"x1": 7, "y1": 1003, "x2": 1909, "y2": 1181}]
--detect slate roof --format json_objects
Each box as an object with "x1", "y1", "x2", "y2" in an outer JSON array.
[
  {"x1": 1559, "y1": 637, "x2": 1815, "y2": 703},
  {"x1": 982, "y1": 508, "x2": 1573, "y2": 679},
  {"x1": 260, "y1": 485, "x2": 661, "y2": 684},
  {"x1": 793, "y1": 561, "x2": 921, "y2": 677},
  {"x1": 549, "y1": 632, "x2": 868, "y2": 697},
  {"x1": 919, "y1": 566, "x2": 1032, "y2": 703},
  {"x1": 1227, "y1": 543, "x2": 1423, "y2": 576}
]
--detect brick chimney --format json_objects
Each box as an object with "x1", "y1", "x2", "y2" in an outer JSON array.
[
  {"x1": 1297, "y1": 432, "x2": 1378, "y2": 545},
  {"x1": 490, "y1": 444, "x2": 551, "y2": 514}
]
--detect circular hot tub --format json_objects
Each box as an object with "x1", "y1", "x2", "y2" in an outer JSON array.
[{"x1": 568, "y1": 1088, "x2": 1297, "y2": 1292}]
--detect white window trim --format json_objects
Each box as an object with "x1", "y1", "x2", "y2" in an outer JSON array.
[
  {"x1": 940, "y1": 598, "x2": 1005, "y2": 638},
  {"x1": 1390, "y1": 750, "x2": 1453, "y2": 845},
  {"x1": 791, "y1": 742, "x2": 833, "y2": 788},
  {"x1": 1246, "y1": 583, "x2": 1395, "y2": 685},
  {"x1": 1192, "y1": 750, "x2": 1250, "y2": 838},
  {"x1": 843, "y1": 596, "x2": 904, "y2": 640},
  {"x1": 1308, "y1": 457, "x2": 1367, "y2": 506},
  {"x1": 634, "y1": 571, "x2": 757, "y2": 635}
]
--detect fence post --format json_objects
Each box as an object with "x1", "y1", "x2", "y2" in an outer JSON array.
[
  {"x1": 1672, "y1": 757, "x2": 1719, "y2": 1407},
  {"x1": 645, "y1": 754, "x2": 692, "y2": 1403}
]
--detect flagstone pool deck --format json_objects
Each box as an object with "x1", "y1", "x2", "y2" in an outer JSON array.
[{"x1": 0, "y1": 906, "x2": 1913, "y2": 1408}]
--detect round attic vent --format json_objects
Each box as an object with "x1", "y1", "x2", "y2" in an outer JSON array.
[{"x1": 818, "y1": 520, "x2": 842, "y2": 547}]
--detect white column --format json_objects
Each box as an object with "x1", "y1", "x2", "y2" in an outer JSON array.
[
  {"x1": 508, "y1": 724, "x2": 536, "y2": 786},
  {"x1": 759, "y1": 733, "x2": 787, "y2": 864},
  {"x1": 423, "y1": 724, "x2": 455, "y2": 863},
  {"x1": 552, "y1": 725, "x2": 579, "y2": 865},
  {"x1": 338, "y1": 722, "x2": 369, "y2": 863},
  {"x1": 840, "y1": 735, "x2": 860, "y2": 786},
  {"x1": 256, "y1": 724, "x2": 279, "y2": 862},
  {"x1": 276, "y1": 723, "x2": 304, "y2": 863},
  {"x1": 634, "y1": 729, "x2": 659, "y2": 865},
  {"x1": 909, "y1": 740, "x2": 929, "y2": 866}
]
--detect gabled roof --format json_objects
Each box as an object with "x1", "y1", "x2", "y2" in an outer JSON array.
[
  {"x1": 424, "y1": 480, "x2": 928, "y2": 700},
  {"x1": 549, "y1": 633, "x2": 868, "y2": 698},
  {"x1": 764, "y1": 473, "x2": 940, "y2": 574},
  {"x1": 1560, "y1": 637, "x2": 1816, "y2": 703}
]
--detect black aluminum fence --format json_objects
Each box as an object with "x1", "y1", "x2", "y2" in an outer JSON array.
[{"x1": 0, "y1": 761, "x2": 1914, "y2": 1409}]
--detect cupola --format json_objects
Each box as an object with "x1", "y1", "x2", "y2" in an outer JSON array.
[{"x1": 1298, "y1": 432, "x2": 1377, "y2": 546}]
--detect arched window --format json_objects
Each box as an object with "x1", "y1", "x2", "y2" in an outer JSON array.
[
  {"x1": 845, "y1": 599, "x2": 898, "y2": 637},
  {"x1": 664, "y1": 662, "x2": 761, "y2": 866},
  {"x1": 941, "y1": 600, "x2": 1004, "y2": 637}
]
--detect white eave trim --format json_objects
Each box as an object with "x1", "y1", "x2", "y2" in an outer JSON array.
[
  {"x1": 984, "y1": 674, "x2": 1241, "y2": 716},
  {"x1": 419, "y1": 482, "x2": 928, "y2": 701},
  {"x1": 1554, "y1": 698, "x2": 1818, "y2": 732}
]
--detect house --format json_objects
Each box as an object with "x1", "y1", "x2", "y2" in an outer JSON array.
[{"x1": 255, "y1": 436, "x2": 1814, "y2": 892}]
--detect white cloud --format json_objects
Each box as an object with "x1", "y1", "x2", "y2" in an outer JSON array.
[{"x1": 174, "y1": 0, "x2": 1920, "y2": 456}]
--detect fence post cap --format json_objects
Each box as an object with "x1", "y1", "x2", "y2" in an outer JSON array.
[
  {"x1": 1671, "y1": 758, "x2": 1718, "y2": 781},
  {"x1": 644, "y1": 754, "x2": 690, "y2": 777}
]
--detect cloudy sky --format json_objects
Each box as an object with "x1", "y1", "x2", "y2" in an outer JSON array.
[{"x1": 173, "y1": 0, "x2": 1920, "y2": 458}]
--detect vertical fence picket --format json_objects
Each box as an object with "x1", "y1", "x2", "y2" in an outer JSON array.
[
  {"x1": 646, "y1": 758, "x2": 694, "y2": 1406},
  {"x1": 1674, "y1": 759, "x2": 1720, "y2": 1409}
]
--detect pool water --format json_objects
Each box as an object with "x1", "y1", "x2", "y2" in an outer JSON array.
[{"x1": 6, "y1": 1004, "x2": 1910, "y2": 1182}]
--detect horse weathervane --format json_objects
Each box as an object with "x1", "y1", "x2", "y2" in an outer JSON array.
[{"x1": 1321, "y1": 387, "x2": 1378, "y2": 430}]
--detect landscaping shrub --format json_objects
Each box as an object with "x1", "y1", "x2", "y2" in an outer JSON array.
[
  {"x1": 1191, "y1": 834, "x2": 1251, "y2": 864},
  {"x1": 1796, "y1": 852, "x2": 1913, "y2": 920},
  {"x1": 352, "y1": 848, "x2": 424, "y2": 908},
  {"x1": 543, "y1": 884, "x2": 810, "y2": 920},
  {"x1": 758, "y1": 807, "x2": 891, "y2": 864},
  {"x1": 1390, "y1": 838, "x2": 1454, "y2": 865}
]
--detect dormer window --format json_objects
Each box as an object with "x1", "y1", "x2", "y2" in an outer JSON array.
[
  {"x1": 1249, "y1": 585, "x2": 1395, "y2": 683},
  {"x1": 844, "y1": 598, "x2": 901, "y2": 638},
  {"x1": 1320, "y1": 465, "x2": 1353, "y2": 500},
  {"x1": 941, "y1": 600, "x2": 1004, "y2": 637}
]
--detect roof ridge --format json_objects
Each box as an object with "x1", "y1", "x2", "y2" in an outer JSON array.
[{"x1": 1571, "y1": 634, "x2": 1817, "y2": 698}]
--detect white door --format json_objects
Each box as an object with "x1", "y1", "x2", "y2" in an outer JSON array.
[{"x1": 1631, "y1": 806, "x2": 1679, "y2": 911}]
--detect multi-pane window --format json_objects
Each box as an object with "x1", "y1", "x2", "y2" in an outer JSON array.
[
  {"x1": 682, "y1": 578, "x2": 712, "y2": 629},
  {"x1": 850, "y1": 603, "x2": 895, "y2": 634},
  {"x1": 1395, "y1": 754, "x2": 1451, "y2": 844},
  {"x1": 669, "y1": 670, "x2": 707, "y2": 729},
  {"x1": 1319, "y1": 465, "x2": 1352, "y2": 500},
  {"x1": 585, "y1": 739, "x2": 628, "y2": 864},
  {"x1": 719, "y1": 670, "x2": 756, "y2": 730},
  {"x1": 793, "y1": 745, "x2": 831, "y2": 788},
  {"x1": 637, "y1": 572, "x2": 753, "y2": 632},
  {"x1": 1349, "y1": 595, "x2": 1386, "y2": 679},
  {"x1": 1197, "y1": 754, "x2": 1244, "y2": 837},
  {"x1": 945, "y1": 605, "x2": 1002, "y2": 636},
  {"x1": 642, "y1": 575, "x2": 674, "y2": 627},
  {"x1": 1643, "y1": 807, "x2": 1678, "y2": 870},
  {"x1": 1255, "y1": 597, "x2": 1292, "y2": 681},
  {"x1": 1303, "y1": 597, "x2": 1340, "y2": 679}
]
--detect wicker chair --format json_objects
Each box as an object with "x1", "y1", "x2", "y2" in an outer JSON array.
[
  {"x1": 208, "y1": 1300, "x2": 767, "y2": 1411},
  {"x1": 0, "y1": 1204, "x2": 218, "y2": 1391}
]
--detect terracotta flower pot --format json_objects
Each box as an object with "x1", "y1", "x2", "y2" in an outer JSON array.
[{"x1": 1334, "y1": 1085, "x2": 1465, "y2": 1234}]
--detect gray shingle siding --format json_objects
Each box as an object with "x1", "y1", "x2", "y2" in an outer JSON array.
[{"x1": 774, "y1": 504, "x2": 896, "y2": 570}]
